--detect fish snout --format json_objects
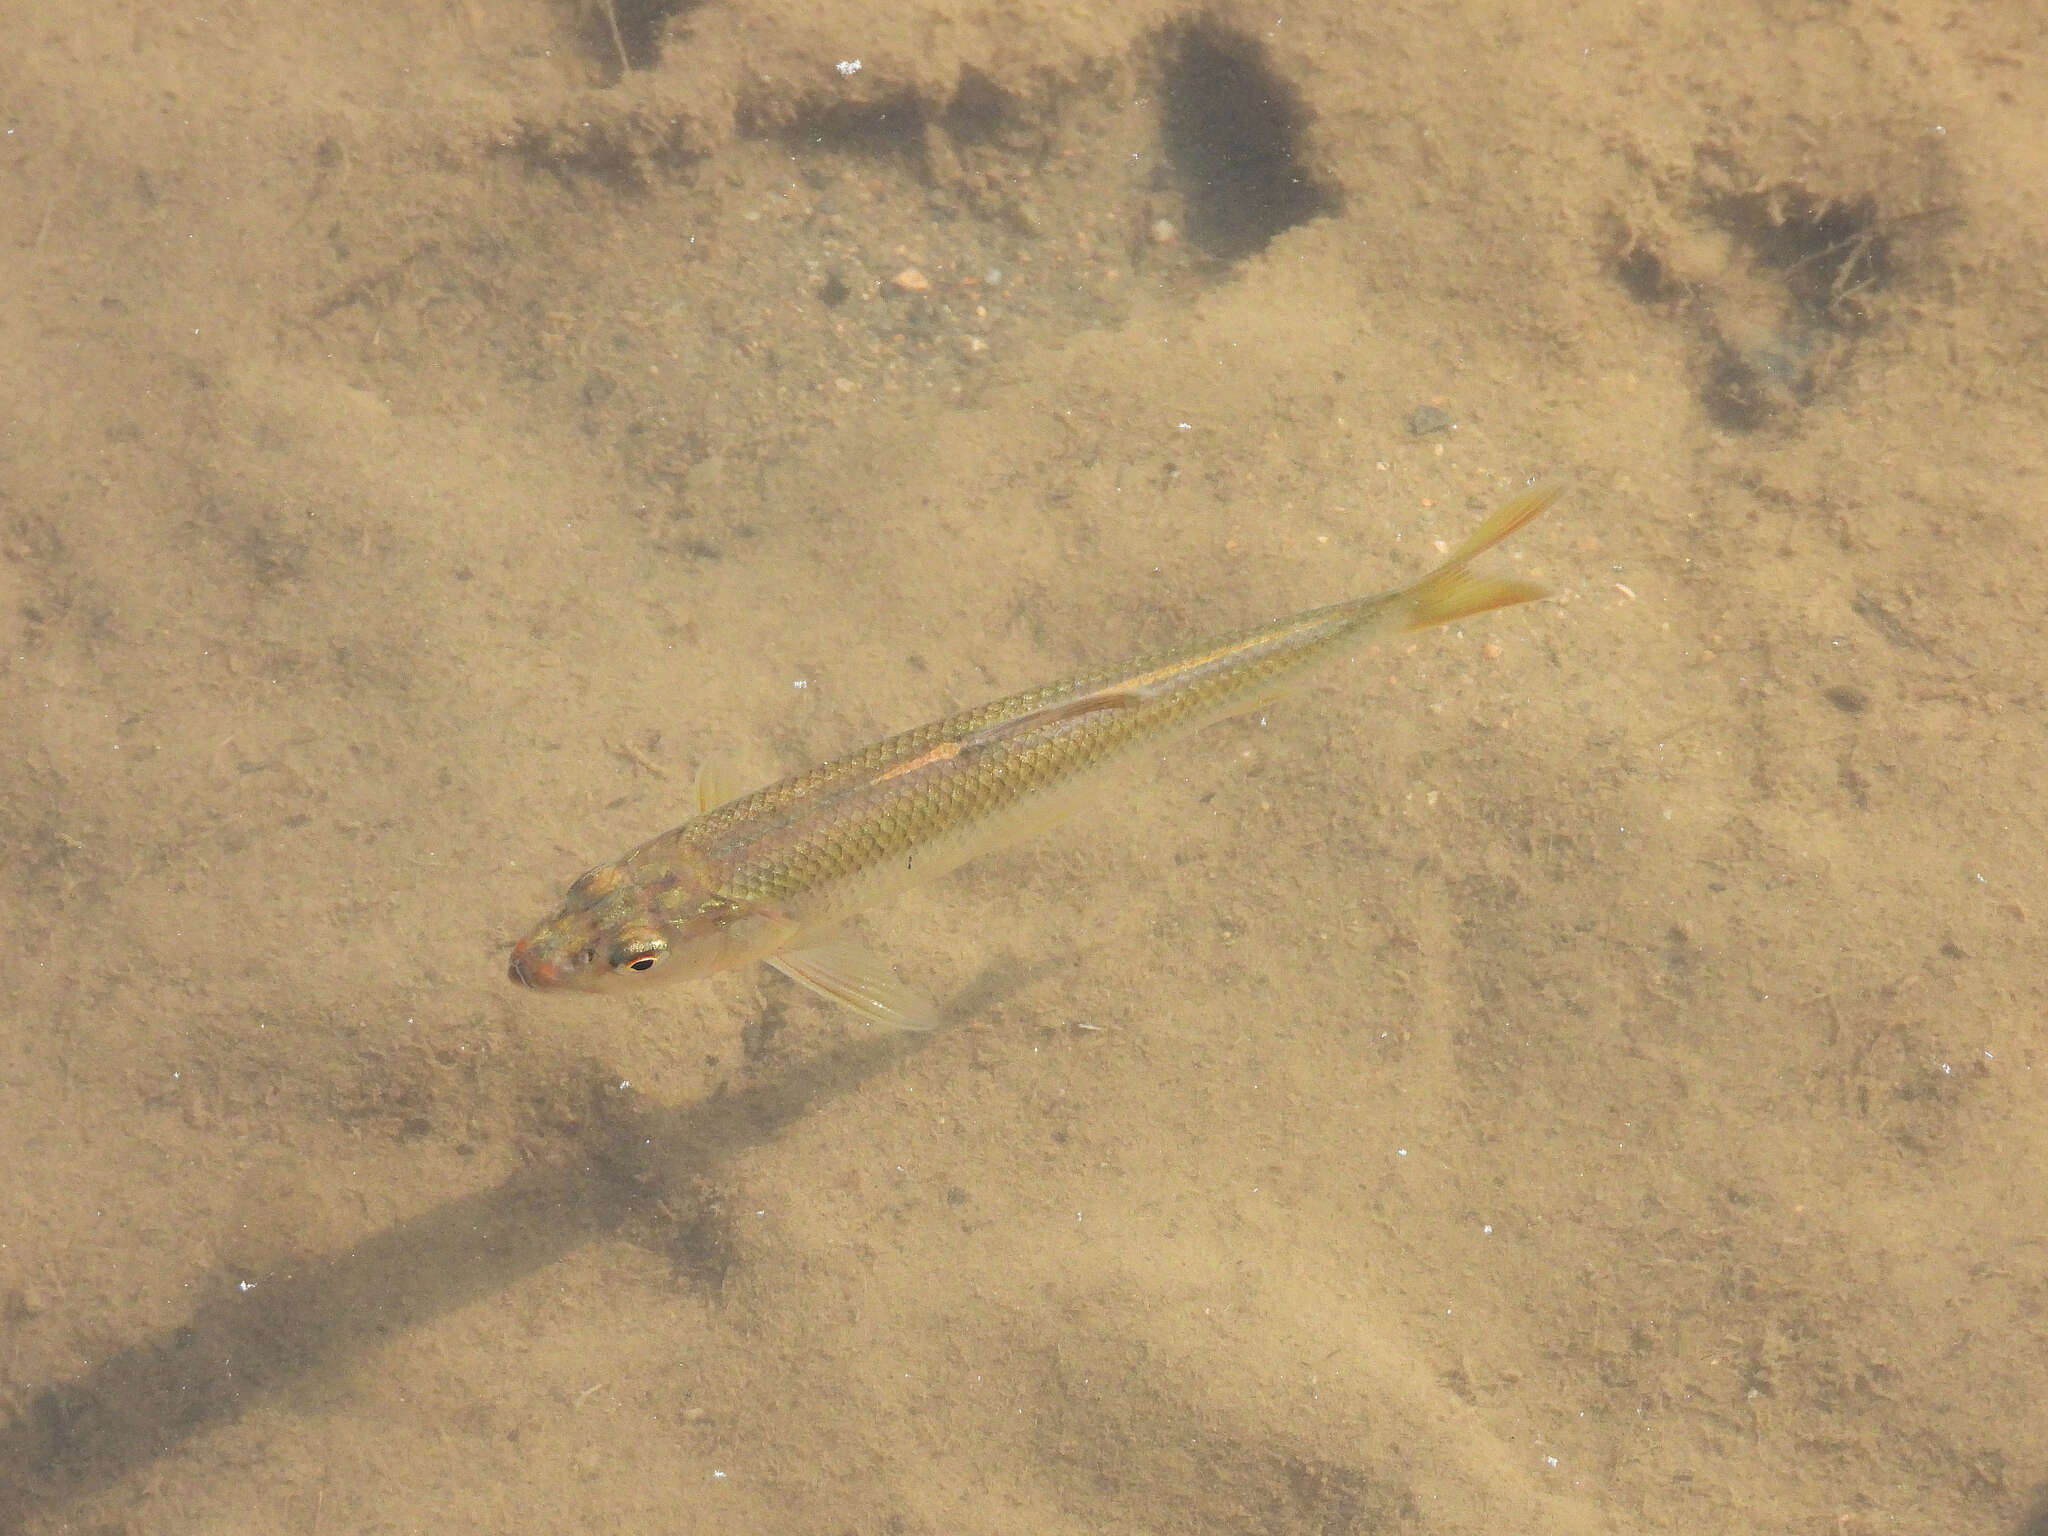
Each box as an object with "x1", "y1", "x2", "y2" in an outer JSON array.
[{"x1": 507, "y1": 938, "x2": 556, "y2": 989}]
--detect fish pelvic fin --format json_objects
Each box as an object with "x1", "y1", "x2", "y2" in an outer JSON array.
[
  {"x1": 768, "y1": 937, "x2": 940, "y2": 1031},
  {"x1": 1400, "y1": 482, "x2": 1562, "y2": 633}
]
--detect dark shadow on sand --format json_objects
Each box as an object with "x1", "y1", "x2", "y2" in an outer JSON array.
[{"x1": 0, "y1": 1027, "x2": 932, "y2": 1532}]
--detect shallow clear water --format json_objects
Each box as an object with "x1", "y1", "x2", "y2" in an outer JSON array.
[{"x1": 3, "y1": 3, "x2": 2043, "y2": 1531}]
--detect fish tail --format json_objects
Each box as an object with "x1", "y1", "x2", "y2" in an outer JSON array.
[{"x1": 1399, "y1": 482, "x2": 1561, "y2": 632}]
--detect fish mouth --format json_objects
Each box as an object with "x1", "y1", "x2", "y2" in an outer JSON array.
[{"x1": 507, "y1": 939, "x2": 553, "y2": 988}]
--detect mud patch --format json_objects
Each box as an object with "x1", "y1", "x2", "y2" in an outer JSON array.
[
  {"x1": 1611, "y1": 155, "x2": 1925, "y2": 431},
  {"x1": 577, "y1": 0, "x2": 697, "y2": 82},
  {"x1": 505, "y1": 107, "x2": 708, "y2": 193},
  {"x1": 763, "y1": 89, "x2": 930, "y2": 163},
  {"x1": 1159, "y1": 23, "x2": 1338, "y2": 259}
]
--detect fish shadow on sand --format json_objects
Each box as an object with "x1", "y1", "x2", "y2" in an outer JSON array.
[{"x1": 0, "y1": 1015, "x2": 954, "y2": 1533}]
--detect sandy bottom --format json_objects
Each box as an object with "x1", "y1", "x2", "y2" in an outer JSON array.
[{"x1": 3, "y1": 0, "x2": 2045, "y2": 1531}]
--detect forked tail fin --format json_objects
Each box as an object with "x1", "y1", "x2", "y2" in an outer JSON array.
[{"x1": 1400, "y1": 483, "x2": 1562, "y2": 632}]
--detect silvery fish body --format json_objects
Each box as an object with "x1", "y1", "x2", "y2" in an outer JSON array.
[{"x1": 509, "y1": 485, "x2": 1560, "y2": 1027}]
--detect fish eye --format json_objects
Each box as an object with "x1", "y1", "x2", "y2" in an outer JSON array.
[{"x1": 610, "y1": 934, "x2": 668, "y2": 973}]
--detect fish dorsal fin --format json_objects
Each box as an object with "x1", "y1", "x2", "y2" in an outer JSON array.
[
  {"x1": 768, "y1": 938, "x2": 939, "y2": 1031},
  {"x1": 961, "y1": 689, "x2": 1144, "y2": 748},
  {"x1": 694, "y1": 756, "x2": 748, "y2": 814},
  {"x1": 870, "y1": 691, "x2": 1144, "y2": 788}
]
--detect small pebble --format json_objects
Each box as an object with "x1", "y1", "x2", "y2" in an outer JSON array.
[{"x1": 888, "y1": 268, "x2": 930, "y2": 294}]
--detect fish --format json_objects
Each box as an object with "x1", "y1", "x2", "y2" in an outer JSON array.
[{"x1": 509, "y1": 483, "x2": 1561, "y2": 1028}]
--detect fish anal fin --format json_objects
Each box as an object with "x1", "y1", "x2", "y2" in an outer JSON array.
[{"x1": 768, "y1": 939, "x2": 939, "y2": 1031}]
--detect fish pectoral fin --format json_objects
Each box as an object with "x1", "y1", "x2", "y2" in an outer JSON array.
[
  {"x1": 768, "y1": 940, "x2": 940, "y2": 1032},
  {"x1": 694, "y1": 756, "x2": 748, "y2": 814}
]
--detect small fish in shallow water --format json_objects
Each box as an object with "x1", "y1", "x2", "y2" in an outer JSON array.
[{"x1": 509, "y1": 484, "x2": 1561, "y2": 1028}]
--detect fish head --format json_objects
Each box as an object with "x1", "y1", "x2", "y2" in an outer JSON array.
[{"x1": 508, "y1": 856, "x2": 763, "y2": 994}]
